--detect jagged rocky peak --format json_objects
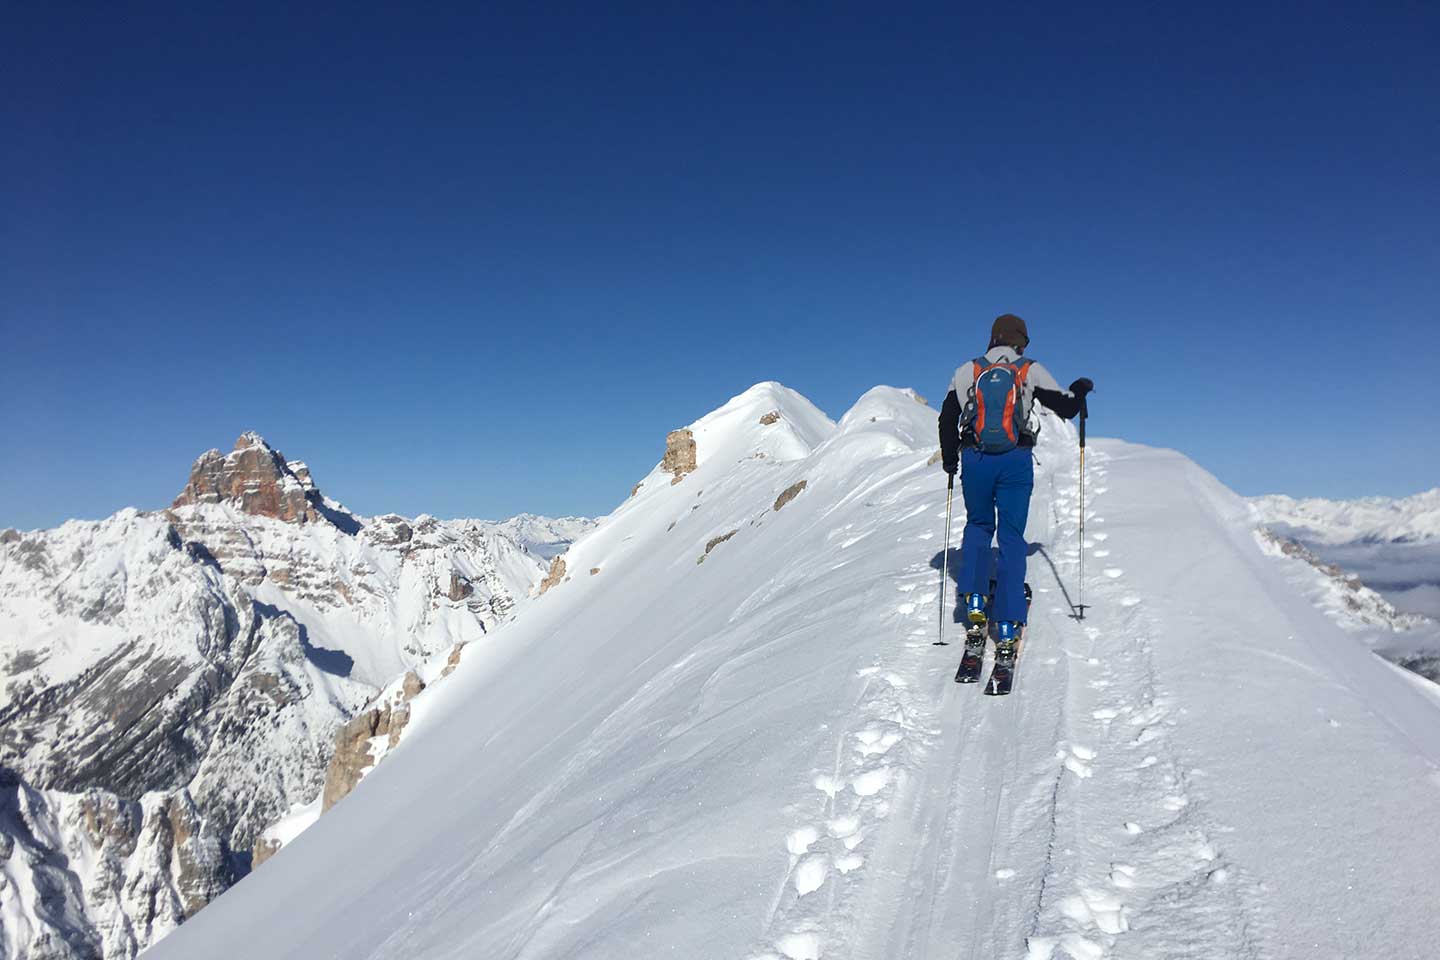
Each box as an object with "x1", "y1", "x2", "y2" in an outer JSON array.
[{"x1": 173, "y1": 432, "x2": 325, "y2": 524}]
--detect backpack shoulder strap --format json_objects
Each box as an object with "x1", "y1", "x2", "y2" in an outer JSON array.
[{"x1": 1014, "y1": 358, "x2": 1034, "y2": 385}]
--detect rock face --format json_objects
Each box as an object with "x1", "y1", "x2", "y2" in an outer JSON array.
[
  {"x1": 0, "y1": 435, "x2": 582, "y2": 959},
  {"x1": 774, "y1": 480, "x2": 807, "y2": 512},
  {"x1": 698, "y1": 530, "x2": 738, "y2": 563},
  {"x1": 537, "y1": 556, "x2": 566, "y2": 595},
  {"x1": 0, "y1": 770, "x2": 234, "y2": 960},
  {"x1": 172, "y1": 433, "x2": 326, "y2": 525},
  {"x1": 663, "y1": 429, "x2": 697, "y2": 485},
  {"x1": 321, "y1": 671, "x2": 426, "y2": 813},
  {"x1": 251, "y1": 643, "x2": 473, "y2": 866},
  {"x1": 759, "y1": 410, "x2": 781, "y2": 425}
]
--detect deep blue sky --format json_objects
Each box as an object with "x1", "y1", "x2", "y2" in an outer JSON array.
[{"x1": 3, "y1": 3, "x2": 1437, "y2": 530}]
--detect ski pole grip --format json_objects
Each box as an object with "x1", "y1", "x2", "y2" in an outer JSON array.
[{"x1": 1078, "y1": 397, "x2": 1088, "y2": 448}]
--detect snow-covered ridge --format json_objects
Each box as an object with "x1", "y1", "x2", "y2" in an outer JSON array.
[
  {"x1": 151, "y1": 381, "x2": 1440, "y2": 959},
  {"x1": 0, "y1": 433, "x2": 590, "y2": 959}
]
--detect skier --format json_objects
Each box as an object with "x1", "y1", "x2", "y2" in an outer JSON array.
[{"x1": 938, "y1": 314, "x2": 1093, "y2": 681}]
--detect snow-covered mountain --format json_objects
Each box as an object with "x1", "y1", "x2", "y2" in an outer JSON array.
[
  {"x1": 489, "y1": 515, "x2": 599, "y2": 560},
  {"x1": 149, "y1": 383, "x2": 1440, "y2": 960},
  {"x1": 1251, "y1": 487, "x2": 1440, "y2": 544},
  {"x1": 0, "y1": 433, "x2": 587, "y2": 960}
]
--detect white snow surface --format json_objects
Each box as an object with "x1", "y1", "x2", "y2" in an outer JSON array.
[{"x1": 152, "y1": 383, "x2": 1440, "y2": 960}]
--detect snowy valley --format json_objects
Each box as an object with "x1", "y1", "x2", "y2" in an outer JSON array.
[
  {"x1": 132, "y1": 383, "x2": 1440, "y2": 960},
  {"x1": 0, "y1": 434, "x2": 591, "y2": 959}
]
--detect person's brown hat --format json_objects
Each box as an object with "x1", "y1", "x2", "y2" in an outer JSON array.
[{"x1": 989, "y1": 313, "x2": 1029, "y2": 351}]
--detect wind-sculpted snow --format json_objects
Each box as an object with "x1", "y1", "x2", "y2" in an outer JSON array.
[
  {"x1": 150, "y1": 385, "x2": 1440, "y2": 960},
  {"x1": 0, "y1": 436, "x2": 580, "y2": 958}
]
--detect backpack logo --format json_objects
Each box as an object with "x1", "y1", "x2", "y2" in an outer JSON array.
[{"x1": 963, "y1": 357, "x2": 1034, "y2": 454}]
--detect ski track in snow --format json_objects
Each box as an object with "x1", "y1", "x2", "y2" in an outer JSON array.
[{"x1": 753, "y1": 448, "x2": 1264, "y2": 960}]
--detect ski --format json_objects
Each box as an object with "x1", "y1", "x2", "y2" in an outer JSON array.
[
  {"x1": 949, "y1": 582, "x2": 1029, "y2": 696},
  {"x1": 983, "y1": 631, "x2": 1021, "y2": 696},
  {"x1": 953, "y1": 625, "x2": 986, "y2": 683},
  {"x1": 956, "y1": 578, "x2": 1025, "y2": 690}
]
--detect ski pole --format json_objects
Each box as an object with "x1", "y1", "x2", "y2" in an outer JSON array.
[
  {"x1": 936, "y1": 473, "x2": 955, "y2": 645},
  {"x1": 1076, "y1": 398, "x2": 1089, "y2": 620}
]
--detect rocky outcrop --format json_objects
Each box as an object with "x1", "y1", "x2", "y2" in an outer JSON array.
[
  {"x1": 365, "y1": 514, "x2": 414, "y2": 546},
  {"x1": 1257, "y1": 529, "x2": 1421, "y2": 629},
  {"x1": 172, "y1": 433, "x2": 328, "y2": 525},
  {"x1": 251, "y1": 635, "x2": 481, "y2": 869},
  {"x1": 447, "y1": 572, "x2": 474, "y2": 601},
  {"x1": 538, "y1": 556, "x2": 566, "y2": 595},
  {"x1": 321, "y1": 671, "x2": 426, "y2": 813},
  {"x1": 759, "y1": 410, "x2": 781, "y2": 425},
  {"x1": 774, "y1": 480, "x2": 807, "y2": 511},
  {"x1": 439, "y1": 642, "x2": 468, "y2": 680},
  {"x1": 698, "y1": 530, "x2": 738, "y2": 564},
  {"x1": 252, "y1": 835, "x2": 282, "y2": 869},
  {"x1": 663, "y1": 429, "x2": 697, "y2": 484}
]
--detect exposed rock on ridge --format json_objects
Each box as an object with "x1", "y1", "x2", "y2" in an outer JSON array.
[
  {"x1": 322, "y1": 670, "x2": 427, "y2": 813},
  {"x1": 663, "y1": 429, "x2": 697, "y2": 484},
  {"x1": 538, "y1": 556, "x2": 566, "y2": 595},
  {"x1": 774, "y1": 480, "x2": 807, "y2": 512}
]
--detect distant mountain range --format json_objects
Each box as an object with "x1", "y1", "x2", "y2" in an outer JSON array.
[
  {"x1": 0, "y1": 433, "x2": 593, "y2": 960},
  {"x1": 1250, "y1": 487, "x2": 1440, "y2": 545}
]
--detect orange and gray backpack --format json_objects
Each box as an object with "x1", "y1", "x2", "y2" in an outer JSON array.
[{"x1": 961, "y1": 356, "x2": 1036, "y2": 453}]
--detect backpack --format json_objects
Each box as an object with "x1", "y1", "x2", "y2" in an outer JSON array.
[{"x1": 961, "y1": 356, "x2": 1036, "y2": 453}]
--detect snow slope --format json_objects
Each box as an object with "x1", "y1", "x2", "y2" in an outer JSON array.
[{"x1": 151, "y1": 383, "x2": 1440, "y2": 960}]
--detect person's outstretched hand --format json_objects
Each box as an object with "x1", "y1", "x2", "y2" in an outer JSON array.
[{"x1": 1069, "y1": 377, "x2": 1094, "y2": 397}]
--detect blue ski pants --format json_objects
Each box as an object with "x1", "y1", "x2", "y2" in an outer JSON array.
[{"x1": 958, "y1": 447, "x2": 1033, "y2": 623}]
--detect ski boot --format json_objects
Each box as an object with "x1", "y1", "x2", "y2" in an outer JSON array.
[
  {"x1": 964, "y1": 592, "x2": 987, "y2": 626},
  {"x1": 984, "y1": 620, "x2": 1022, "y2": 696}
]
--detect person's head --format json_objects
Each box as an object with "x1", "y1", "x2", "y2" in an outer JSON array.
[{"x1": 989, "y1": 313, "x2": 1029, "y2": 353}]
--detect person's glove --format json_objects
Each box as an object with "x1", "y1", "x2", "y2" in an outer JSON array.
[
  {"x1": 943, "y1": 458, "x2": 958, "y2": 477},
  {"x1": 1069, "y1": 377, "x2": 1094, "y2": 397}
]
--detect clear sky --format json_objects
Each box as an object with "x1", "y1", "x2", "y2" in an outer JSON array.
[{"x1": 3, "y1": 3, "x2": 1437, "y2": 531}]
